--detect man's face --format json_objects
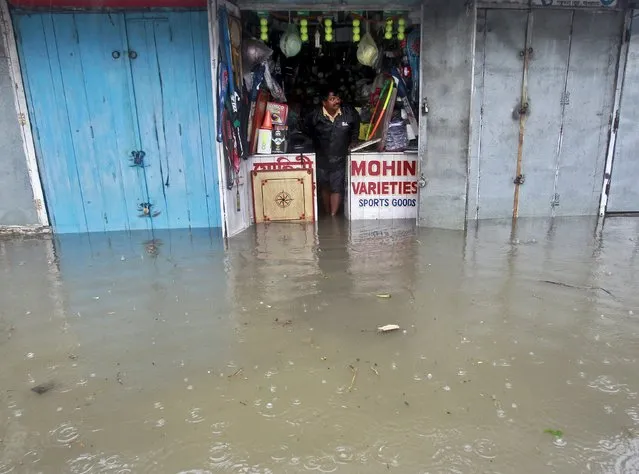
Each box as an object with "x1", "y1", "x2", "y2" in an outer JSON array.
[{"x1": 322, "y1": 93, "x2": 341, "y2": 115}]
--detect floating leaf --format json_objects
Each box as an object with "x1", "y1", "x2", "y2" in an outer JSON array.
[
  {"x1": 544, "y1": 429, "x2": 563, "y2": 438},
  {"x1": 376, "y1": 294, "x2": 391, "y2": 299},
  {"x1": 377, "y1": 324, "x2": 400, "y2": 333}
]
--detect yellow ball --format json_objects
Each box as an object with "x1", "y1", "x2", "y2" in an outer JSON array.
[
  {"x1": 398, "y1": 26, "x2": 405, "y2": 34},
  {"x1": 260, "y1": 25, "x2": 268, "y2": 34},
  {"x1": 352, "y1": 26, "x2": 360, "y2": 35},
  {"x1": 398, "y1": 18, "x2": 406, "y2": 26},
  {"x1": 261, "y1": 33, "x2": 268, "y2": 41},
  {"x1": 325, "y1": 33, "x2": 333, "y2": 42},
  {"x1": 260, "y1": 18, "x2": 268, "y2": 26},
  {"x1": 352, "y1": 19, "x2": 360, "y2": 27},
  {"x1": 300, "y1": 25, "x2": 308, "y2": 34},
  {"x1": 300, "y1": 18, "x2": 308, "y2": 26},
  {"x1": 324, "y1": 18, "x2": 332, "y2": 27},
  {"x1": 301, "y1": 33, "x2": 309, "y2": 41},
  {"x1": 325, "y1": 26, "x2": 332, "y2": 34},
  {"x1": 353, "y1": 34, "x2": 360, "y2": 42},
  {"x1": 397, "y1": 32, "x2": 405, "y2": 40},
  {"x1": 384, "y1": 31, "x2": 392, "y2": 40}
]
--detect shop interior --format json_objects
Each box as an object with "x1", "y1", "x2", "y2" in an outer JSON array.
[{"x1": 218, "y1": 7, "x2": 421, "y2": 222}]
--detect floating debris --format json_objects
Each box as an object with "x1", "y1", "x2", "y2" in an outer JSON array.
[
  {"x1": 376, "y1": 294, "x2": 392, "y2": 299},
  {"x1": 31, "y1": 381, "x2": 55, "y2": 395},
  {"x1": 377, "y1": 324, "x2": 401, "y2": 333},
  {"x1": 348, "y1": 365, "x2": 358, "y2": 392},
  {"x1": 544, "y1": 429, "x2": 564, "y2": 438}
]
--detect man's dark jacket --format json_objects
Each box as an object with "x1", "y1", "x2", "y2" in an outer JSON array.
[{"x1": 304, "y1": 105, "x2": 360, "y2": 170}]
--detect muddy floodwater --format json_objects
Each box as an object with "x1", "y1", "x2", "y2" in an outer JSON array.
[{"x1": 1, "y1": 217, "x2": 639, "y2": 473}]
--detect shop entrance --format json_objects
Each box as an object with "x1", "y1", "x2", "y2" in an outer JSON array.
[{"x1": 213, "y1": 3, "x2": 423, "y2": 235}]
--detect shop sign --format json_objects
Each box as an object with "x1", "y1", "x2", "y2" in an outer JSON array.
[{"x1": 349, "y1": 157, "x2": 418, "y2": 220}]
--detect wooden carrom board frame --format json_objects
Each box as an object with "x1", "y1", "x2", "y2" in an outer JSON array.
[{"x1": 251, "y1": 169, "x2": 315, "y2": 223}]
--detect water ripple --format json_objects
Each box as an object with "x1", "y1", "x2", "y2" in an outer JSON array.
[
  {"x1": 186, "y1": 408, "x2": 205, "y2": 424},
  {"x1": 68, "y1": 453, "x2": 133, "y2": 473},
  {"x1": 588, "y1": 375, "x2": 628, "y2": 394},
  {"x1": 50, "y1": 422, "x2": 80, "y2": 446}
]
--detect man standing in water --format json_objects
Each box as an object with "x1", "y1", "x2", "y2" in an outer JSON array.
[{"x1": 304, "y1": 87, "x2": 360, "y2": 216}]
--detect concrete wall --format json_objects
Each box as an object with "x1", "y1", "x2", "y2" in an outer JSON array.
[
  {"x1": 418, "y1": 0, "x2": 475, "y2": 230},
  {"x1": 0, "y1": 21, "x2": 38, "y2": 226}
]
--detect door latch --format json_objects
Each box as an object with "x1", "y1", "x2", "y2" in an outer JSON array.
[
  {"x1": 421, "y1": 98, "x2": 429, "y2": 115},
  {"x1": 514, "y1": 174, "x2": 525, "y2": 185}
]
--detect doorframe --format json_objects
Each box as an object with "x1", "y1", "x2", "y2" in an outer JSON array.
[
  {"x1": 598, "y1": 8, "x2": 632, "y2": 218},
  {"x1": 0, "y1": 0, "x2": 49, "y2": 227}
]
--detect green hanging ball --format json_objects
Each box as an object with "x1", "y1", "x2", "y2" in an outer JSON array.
[
  {"x1": 352, "y1": 19, "x2": 360, "y2": 27},
  {"x1": 300, "y1": 25, "x2": 308, "y2": 34},
  {"x1": 353, "y1": 26, "x2": 360, "y2": 35},
  {"x1": 261, "y1": 32, "x2": 269, "y2": 41},
  {"x1": 260, "y1": 25, "x2": 268, "y2": 34},
  {"x1": 398, "y1": 26, "x2": 405, "y2": 34},
  {"x1": 300, "y1": 18, "x2": 308, "y2": 26},
  {"x1": 324, "y1": 18, "x2": 332, "y2": 27},
  {"x1": 386, "y1": 18, "x2": 393, "y2": 25},
  {"x1": 397, "y1": 32, "x2": 405, "y2": 40},
  {"x1": 353, "y1": 33, "x2": 360, "y2": 42},
  {"x1": 260, "y1": 18, "x2": 268, "y2": 26},
  {"x1": 385, "y1": 31, "x2": 393, "y2": 40},
  {"x1": 325, "y1": 26, "x2": 332, "y2": 35},
  {"x1": 385, "y1": 24, "x2": 393, "y2": 33},
  {"x1": 325, "y1": 33, "x2": 333, "y2": 42},
  {"x1": 301, "y1": 33, "x2": 309, "y2": 42},
  {"x1": 398, "y1": 18, "x2": 406, "y2": 26}
]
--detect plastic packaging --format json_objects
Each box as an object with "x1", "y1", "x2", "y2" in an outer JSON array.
[
  {"x1": 357, "y1": 32, "x2": 379, "y2": 67},
  {"x1": 280, "y1": 24, "x2": 302, "y2": 58},
  {"x1": 384, "y1": 117, "x2": 409, "y2": 152}
]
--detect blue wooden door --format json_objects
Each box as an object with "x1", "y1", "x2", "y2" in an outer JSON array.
[{"x1": 14, "y1": 11, "x2": 221, "y2": 233}]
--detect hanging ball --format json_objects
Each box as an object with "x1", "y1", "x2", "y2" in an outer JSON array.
[
  {"x1": 386, "y1": 18, "x2": 393, "y2": 25},
  {"x1": 385, "y1": 31, "x2": 393, "y2": 40},
  {"x1": 325, "y1": 33, "x2": 333, "y2": 41},
  {"x1": 325, "y1": 26, "x2": 332, "y2": 35},
  {"x1": 260, "y1": 18, "x2": 268, "y2": 26},
  {"x1": 261, "y1": 32, "x2": 269, "y2": 41},
  {"x1": 352, "y1": 26, "x2": 360, "y2": 35},
  {"x1": 300, "y1": 18, "x2": 308, "y2": 26},
  {"x1": 300, "y1": 25, "x2": 308, "y2": 34},
  {"x1": 397, "y1": 32, "x2": 405, "y2": 40},
  {"x1": 353, "y1": 33, "x2": 360, "y2": 42},
  {"x1": 352, "y1": 19, "x2": 360, "y2": 27},
  {"x1": 398, "y1": 18, "x2": 406, "y2": 26},
  {"x1": 324, "y1": 18, "x2": 332, "y2": 27},
  {"x1": 398, "y1": 26, "x2": 405, "y2": 34},
  {"x1": 301, "y1": 33, "x2": 309, "y2": 42}
]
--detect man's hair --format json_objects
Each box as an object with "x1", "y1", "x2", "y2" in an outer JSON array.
[{"x1": 319, "y1": 85, "x2": 339, "y2": 102}]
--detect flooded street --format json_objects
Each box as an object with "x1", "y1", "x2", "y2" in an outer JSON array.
[{"x1": 1, "y1": 217, "x2": 639, "y2": 473}]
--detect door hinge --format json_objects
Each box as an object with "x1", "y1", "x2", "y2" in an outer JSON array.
[{"x1": 551, "y1": 193, "x2": 560, "y2": 208}]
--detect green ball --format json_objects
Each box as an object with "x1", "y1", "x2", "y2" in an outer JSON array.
[
  {"x1": 398, "y1": 18, "x2": 406, "y2": 26},
  {"x1": 385, "y1": 24, "x2": 393, "y2": 32},
  {"x1": 352, "y1": 19, "x2": 360, "y2": 27},
  {"x1": 324, "y1": 18, "x2": 332, "y2": 27},
  {"x1": 398, "y1": 26, "x2": 405, "y2": 34},
  {"x1": 386, "y1": 19, "x2": 393, "y2": 25},
  {"x1": 300, "y1": 18, "x2": 308, "y2": 26},
  {"x1": 397, "y1": 32, "x2": 405, "y2": 40},
  {"x1": 325, "y1": 26, "x2": 332, "y2": 34},
  {"x1": 325, "y1": 33, "x2": 333, "y2": 42},
  {"x1": 261, "y1": 33, "x2": 268, "y2": 41},
  {"x1": 259, "y1": 18, "x2": 268, "y2": 26},
  {"x1": 301, "y1": 33, "x2": 309, "y2": 41},
  {"x1": 352, "y1": 26, "x2": 360, "y2": 35},
  {"x1": 300, "y1": 25, "x2": 308, "y2": 34},
  {"x1": 353, "y1": 34, "x2": 360, "y2": 42},
  {"x1": 260, "y1": 25, "x2": 268, "y2": 34},
  {"x1": 384, "y1": 31, "x2": 392, "y2": 40}
]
